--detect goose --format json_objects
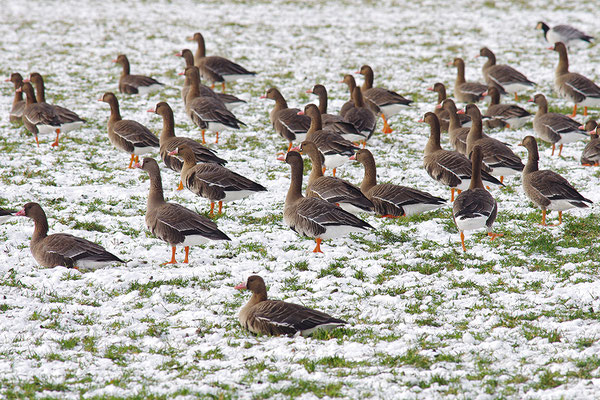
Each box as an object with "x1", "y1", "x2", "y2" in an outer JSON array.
[
  {"x1": 520, "y1": 136, "x2": 592, "y2": 225},
  {"x1": 113, "y1": 54, "x2": 164, "y2": 95},
  {"x1": 441, "y1": 98, "x2": 475, "y2": 155},
  {"x1": 353, "y1": 148, "x2": 446, "y2": 217},
  {"x1": 284, "y1": 151, "x2": 374, "y2": 253},
  {"x1": 581, "y1": 123, "x2": 600, "y2": 166},
  {"x1": 262, "y1": 87, "x2": 311, "y2": 153},
  {"x1": 189, "y1": 32, "x2": 256, "y2": 92},
  {"x1": 18, "y1": 82, "x2": 61, "y2": 147},
  {"x1": 235, "y1": 275, "x2": 346, "y2": 336},
  {"x1": 453, "y1": 145, "x2": 501, "y2": 252},
  {"x1": 341, "y1": 87, "x2": 377, "y2": 146},
  {"x1": 184, "y1": 66, "x2": 245, "y2": 144},
  {"x1": 421, "y1": 112, "x2": 503, "y2": 201},
  {"x1": 551, "y1": 42, "x2": 600, "y2": 117},
  {"x1": 299, "y1": 140, "x2": 374, "y2": 214},
  {"x1": 428, "y1": 82, "x2": 471, "y2": 132},
  {"x1": 26, "y1": 72, "x2": 85, "y2": 133},
  {"x1": 450, "y1": 58, "x2": 488, "y2": 103},
  {"x1": 530, "y1": 93, "x2": 587, "y2": 156},
  {"x1": 479, "y1": 47, "x2": 535, "y2": 101},
  {"x1": 358, "y1": 65, "x2": 412, "y2": 134},
  {"x1": 0, "y1": 209, "x2": 16, "y2": 223},
  {"x1": 15, "y1": 202, "x2": 123, "y2": 270},
  {"x1": 339, "y1": 74, "x2": 379, "y2": 117},
  {"x1": 169, "y1": 146, "x2": 266, "y2": 216},
  {"x1": 136, "y1": 158, "x2": 230, "y2": 263},
  {"x1": 6, "y1": 73, "x2": 25, "y2": 123},
  {"x1": 536, "y1": 22, "x2": 593, "y2": 47},
  {"x1": 482, "y1": 86, "x2": 531, "y2": 129},
  {"x1": 99, "y1": 92, "x2": 159, "y2": 168},
  {"x1": 148, "y1": 102, "x2": 227, "y2": 190}
]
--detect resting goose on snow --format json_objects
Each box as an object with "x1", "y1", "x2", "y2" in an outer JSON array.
[
  {"x1": 428, "y1": 82, "x2": 471, "y2": 132},
  {"x1": 353, "y1": 148, "x2": 446, "y2": 217},
  {"x1": 262, "y1": 87, "x2": 311, "y2": 153},
  {"x1": 453, "y1": 145, "x2": 501, "y2": 252},
  {"x1": 520, "y1": 136, "x2": 592, "y2": 226},
  {"x1": 479, "y1": 47, "x2": 535, "y2": 101},
  {"x1": 6, "y1": 72, "x2": 25, "y2": 122},
  {"x1": 581, "y1": 122, "x2": 600, "y2": 166},
  {"x1": 235, "y1": 275, "x2": 347, "y2": 336},
  {"x1": 284, "y1": 151, "x2": 374, "y2": 253},
  {"x1": 136, "y1": 158, "x2": 230, "y2": 264},
  {"x1": 99, "y1": 92, "x2": 159, "y2": 169},
  {"x1": 551, "y1": 42, "x2": 600, "y2": 117},
  {"x1": 536, "y1": 22, "x2": 593, "y2": 47},
  {"x1": 482, "y1": 86, "x2": 531, "y2": 129},
  {"x1": 450, "y1": 58, "x2": 488, "y2": 103},
  {"x1": 16, "y1": 202, "x2": 123, "y2": 270},
  {"x1": 18, "y1": 82, "x2": 62, "y2": 147},
  {"x1": 530, "y1": 93, "x2": 587, "y2": 156},
  {"x1": 113, "y1": 54, "x2": 164, "y2": 95},
  {"x1": 170, "y1": 146, "x2": 266, "y2": 216}
]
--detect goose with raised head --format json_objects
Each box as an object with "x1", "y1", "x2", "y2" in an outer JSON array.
[
  {"x1": 479, "y1": 47, "x2": 535, "y2": 101},
  {"x1": 262, "y1": 87, "x2": 311, "y2": 153},
  {"x1": 18, "y1": 82, "x2": 61, "y2": 147},
  {"x1": 482, "y1": 86, "x2": 531, "y2": 129},
  {"x1": 339, "y1": 74, "x2": 379, "y2": 117},
  {"x1": 450, "y1": 58, "x2": 489, "y2": 103},
  {"x1": 341, "y1": 87, "x2": 377, "y2": 146},
  {"x1": 428, "y1": 82, "x2": 470, "y2": 132},
  {"x1": 113, "y1": 54, "x2": 163, "y2": 95},
  {"x1": 6, "y1": 73, "x2": 25, "y2": 122}
]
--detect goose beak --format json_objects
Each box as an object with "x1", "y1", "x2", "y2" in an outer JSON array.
[
  {"x1": 178, "y1": 72, "x2": 185, "y2": 76},
  {"x1": 147, "y1": 108, "x2": 156, "y2": 113},
  {"x1": 426, "y1": 87, "x2": 433, "y2": 91},
  {"x1": 15, "y1": 209, "x2": 26, "y2": 216},
  {"x1": 289, "y1": 146, "x2": 301, "y2": 153},
  {"x1": 457, "y1": 109, "x2": 466, "y2": 114},
  {"x1": 133, "y1": 163, "x2": 142, "y2": 169},
  {"x1": 259, "y1": 94, "x2": 266, "y2": 99},
  {"x1": 23, "y1": 78, "x2": 30, "y2": 83},
  {"x1": 297, "y1": 111, "x2": 305, "y2": 115},
  {"x1": 167, "y1": 149, "x2": 178, "y2": 156},
  {"x1": 306, "y1": 89, "x2": 313, "y2": 94},
  {"x1": 349, "y1": 154, "x2": 356, "y2": 161},
  {"x1": 435, "y1": 104, "x2": 442, "y2": 109},
  {"x1": 276, "y1": 155, "x2": 285, "y2": 162},
  {"x1": 175, "y1": 52, "x2": 182, "y2": 57},
  {"x1": 234, "y1": 282, "x2": 246, "y2": 290}
]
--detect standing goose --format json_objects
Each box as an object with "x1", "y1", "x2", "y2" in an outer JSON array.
[
  {"x1": 581, "y1": 122, "x2": 600, "y2": 166},
  {"x1": 307, "y1": 84, "x2": 365, "y2": 142},
  {"x1": 358, "y1": 65, "x2": 412, "y2": 134},
  {"x1": 189, "y1": 32, "x2": 256, "y2": 92},
  {"x1": 339, "y1": 74, "x2": 379, "y2": 117},
  {"x1": 300, "y1": 140, "x2": 374, "y2": 214},
  {"x1": 262, "y1": 87, "x2": 311, "y2": 153},
  {"x1": 428, "y1": 82, "x2": 470, "y2": 132},
  {"x1": 353, "y1": 148, "x2": 446, "y2": 217},
  {"x1": 18, "y1": 82, "x2": 61, "y2": 147},
  {"x1": 301, "y1": 104, "x2": 359, "y2": 176},
  {"x1": 284, "y1": 151, "x2": 374, "y2": 253},
  {"x1": 520, "y1": 136, "x2": 592, "y2": 225},
  {"x1": 464, "y1": 104, "x2": 524, "y2": 183},
  {"x1": 99, "y1": 92, "x2": 159, "y2": 168},
  {"x1": 479, "y1": 48, "x2": 535, "y2": 101},
  {"x1": 235, "y1": 275, "x2": 347, "y2": 337},
  {"x1": 136, "y1": 158, "x2": 230, "y2": 264},
  {"x1": 26, "y1": 73, "x2": 86, "y2": 133},
  {"x1": 6, "y1": 72, "x2": 25, "y2": 123},
  {"x1": 148, "y1": 102, "x2": 226, "y2": 190},
  {"x1": 552, "y1": 42, "x2": 600, "y2": 117},
  {"x1": 530, "y1": 93, "x2": 587, "y2": 156},
  {"x1": 15, "y1": 202, "x2": 123, "y2": 270},
  {"x1": 442, "y1": 99, "x2": 473, "y2": 155},
  {"x1": 184, "y1": 66, "x2": 245, "y2": 144},
  {"x1": 453, "y1": 146, "x2": 501, "y2": 252},
  {"x1": 342, "y1": 87, "x2": 377, "y2": 146},
  {"x1": 113, "y1": 54, "x2": 164, "y2": 95},
  {"x1": 0, "y1": 209, "x2": 16, "y2": 223},
  {"x1": 422, "y1": 112, "x2": 503, "y2": 201},
  {"x1": 170, "y1": 146, "x2": 266, "y2": 216},
  {"x1": 536, "y1": 22, "x2": 593, "y2": 47},
  {"x1": 450, "y1": 58, "x2": 488, "y2": 103},
  {"x1": 482, "y1": 86, "x2": 531, "y2": 129},
  {"x1": 176, "y1": 49, "x2": 246, "y2": 110}
]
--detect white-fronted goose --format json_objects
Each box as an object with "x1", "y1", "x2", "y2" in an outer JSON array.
[
  {"x1": 6, "y1": 73, "x2": 25, "y2": 123},
  {"x1": 189, "y1": 32, "x2": 256, "y2": 92},
  {"x1": 301, "y1": 104, "x2": 359, "y2": 176},
  {"x1": 113, "y1": 54, "x2": 164, "y2": 95},
  {"x1": 136, "y1": 158, "x2": 230, "y2": 263},
  {"x1": 464, "y1": 104, "x2": 524, "y2": 183},
  {"x1": 483, "y1": 86, "x2": 531, "y2": 129},
  {"x1": 307, "y1": 84, "x2": 365, "y2": 143},
  {"x1": 27, "y1": 73, "x2": 85, "y2": 133},
  {"x1": 262, "y1": 87, "x2": 311, "y2": 152},
  {"x1": 428, "y1": 82, "x2": 470, "y2": 132},
  {"x1": 536, "y1": 22, "x2": 593, "y2": 47},
  {"x1": 581, "y1": 121, "x2": 600, "y2": 166},
  {"x1": 148, "y1": 102, "x2": 226, "y2": 190},
  {"x1": 184, "y1": 66, "x2": 245, "y2": 144},
  {"x1": 422, "y1": 112, "x2": 503, "y2": 201},
  {"x1": 520, "y1": 136, "x2": 592, "y2": 225},
  {"x1": 300, "y1": 140, "x2": 374, "y2": 214},
  {"x1": 453, "y1": 145, "x2": 501, "y2": 252},
  {"x1": 441, "y1": 98, "x2": 474, "y2": 155},
  {"x1": 170, "y1": 146, "x2": 266, "y2": 216},
  {"x1": 552, "y1": 42, "x2": 600, "y2": 117},
  {"x1": 450, "y1": 58, "x2": 488, "y2": 103},
  {"x1": 18, "y1": 82, "x2": 61, "y2": 147},
  {"x1": 479, "y1": 48, "x2": 535, "y2": 101},
  {"x1": 284, "y1": 151, "x2": 374, "y2": 253},
  {"x1": 530, "y1": 93, "x2": 587, "y2": 156},
  {"x1": 176, "y1": 49, "x2": 246, "y2": 110},
  {"x1": 339, "y1": 74, "x2": 379, "y2": 117},
  {"x1": 235, "y1": 275, "x2": 346, "y2": 336},
  {"x1": 0, "y1": 209, "x2": 16, "y2": 223},
  {"x1": 359, "y1": 65, "x2": 412, "y2": 134},
  {"x1": 342, "y1": 87, "x2": 377, "y2": 146},
  {"x1": 16, "y1": 202, "x2": 123, "y2": 270},
  {"x1": 353, "y1": 148, "x2": 446, "y2": 217},
  {"x1": 99, "y1": 92, "x2": 159, "y2": 168}
]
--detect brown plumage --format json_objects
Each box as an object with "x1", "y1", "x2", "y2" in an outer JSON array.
[
  {"x1": 451, "y1": 58, "x2": 487, "y2": 103},
  {"x1": 479, "y1": 47, "x2": 534, "y2": 101},
  {"x1": 235, "y1": 275, "x2": 346, "y2": 336},
  {"x1": 19, "y1": 82, "x2": 62, "y2": 147},
  {"x1": 6, "y1": 72, "x2": 25, "y2": 122},
  {"x1": 263, "y1": 87, "x2": 311, "y2": 152},
  {"x1": 113, "y1": 54, "x2": 164, "y2": 95},
  {"x1": 581, "y1": 122, "x2": 600, "y2": 166},
  {"x1": 341, "y1": 87, "x2": 377, "y2": 145},
  {"x1": 428, "y1": 82, "x2": 470, "y2": 132},
  {"x1": 441, "y1": 99, "x2": 473, "y2": 155},
  {"x1": 483, "y1": 86, "x2": 531, "y2": 129},
  {"x1": 136, "y1": 158, "x2": 230, "y2": 264},
  {"x1": 340, "y1": 74, "x2": 379, "y2": 117},
  {"x1": 16, "y1": 202, "x2": 123, "y2": 270}
]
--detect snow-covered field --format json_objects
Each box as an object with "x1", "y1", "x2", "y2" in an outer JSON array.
[{"x1": 1, "y1": 0, "x2": 599, "y2": 398}]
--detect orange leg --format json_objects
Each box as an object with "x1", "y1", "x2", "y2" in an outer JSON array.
[
  {"x1": 541, "y1": 209, "x2": 547, "y2": 226},
  {"x1": 322, "y1": 167, "x2": 327, "y2": 174},
  {"x1": 51, "y1": 129, "x2": 61, "y2": 147},
  {"x1": 558, "y1": 144, "x2": 564, "y2": 157},
  {"x1": 500, "y1": 176, "x2": 504, "y2": 184},
  {"x1": 551, "y1": 144, "x2": 556, "y2": 156},
  {"x1": 584, "y1": 107, "x2": 588, "y2": 116},
  {"x1": 287, "y1": 142, "x2": 293, "y2": 152},
  {"x1": 210, "y1": 202, "x2": 215, "y2": 217},
  {"x1": 201, "y1": 130, "x2": 206, "y2": 144},
  {"x1": 460, "y1": 231, "x2": 466, "y2": 252},
  {"x1": 211, "y1": 83, "x2": 215, "y2": 90},
  {"x1": 218, "y1": 201, "x2": 223, "y2": 214},
  {"x1": 312, "y1": 238, "x2": 323, "y2": 253},
  {"x1": 488, "y1": 232, "x2": 503, "y2": 241},
  {"x1": 540, "y1": 209, "x2": 559, "y2": 226},
  {"x1": 215, "y1": 132, "x2": 219, "y2": 144},
  {"x1": 332, "y1": 168, "x2": 337, "y2": 177},
  {"x1": 569, "y1": 104, "x2": 577, "y2": 118},
  {"x1": 361, "y1": 141, "x2": 366, "y2": 149},
  {"x1": 558, "y1": 211, "x2": 563, "y2": 225},
  {"x1": 222, "y1": 82, "x2": 226, "y2": 92},
  {"x1": 457, "y1": 189, "x2": 462, "y2": 195},
  {"x1": 381, "y1": 115, "x2": 393, "y2": 134},
  {"x1": 514, "y1": 93, "x2": 519, "y2": 102},
  {"x1": 163, "y1": 246, "x2": 177, "y2": 265},
  {"x1": 451, "y1": 188, "x2": 455, "y2": 202},
  {"x1": 134, "y1": 155, "x2": 139, "y2": 163},
  {"x1": 35, "y1": 135, "x2": 40, "y2": 147},
  {"x1": 183, "y1": 246, "x2": 190, "y2": 263},
  {"x1": 128, "y1": 154, "x2": 136, "y2": 169},
  {"x1": 177, "y1": 180, "x2": 184, "y2": 191}
]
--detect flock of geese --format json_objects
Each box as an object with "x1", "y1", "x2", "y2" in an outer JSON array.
[{"x1": 1, "y1": 22, "x2": 599, "y2": 335}]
